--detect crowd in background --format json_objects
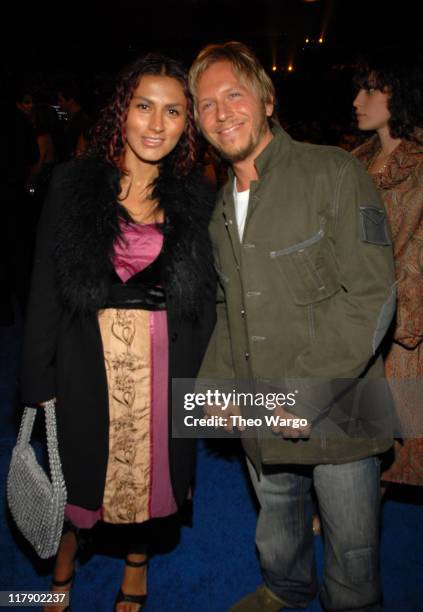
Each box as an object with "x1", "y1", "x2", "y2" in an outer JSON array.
[{"x1": 2, "y1": 66, "x2": 363, "y2": 328}]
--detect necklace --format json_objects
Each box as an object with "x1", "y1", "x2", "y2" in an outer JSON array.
[
  {"x1": 368, "y1": 139, "x2": 402, "y2": 175},
  {"x1": 368, "y1": 149, "x2": 392, "y2": 175}
]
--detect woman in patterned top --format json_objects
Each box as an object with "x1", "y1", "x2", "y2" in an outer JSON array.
[{"x1": 353, "y1": 50, "x2": 423, "y2": 491}]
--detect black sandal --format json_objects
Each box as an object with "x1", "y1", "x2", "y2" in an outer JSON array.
[
  {"x1": 51, "y1": 573, "x2": 74, "y2": 612},
  {"x1": 114, "y1": 558, "x2": 148, "y2": 611}
]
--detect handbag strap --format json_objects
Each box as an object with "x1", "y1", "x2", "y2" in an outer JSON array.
[
  {"x1": 16, "y1": 406, "x2": 37, "y2": 446},
  {"x1": 16, "y1": 400, "x2": 64, "y2": 488}
]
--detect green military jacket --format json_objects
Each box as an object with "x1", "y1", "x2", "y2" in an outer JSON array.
[{"x1": 199, "y1": 124, "x2": 396, "y2": 470}]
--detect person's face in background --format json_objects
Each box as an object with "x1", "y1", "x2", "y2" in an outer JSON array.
[
  {"x1": 123, "y1": 74, "x2": 187, "y2": 168},
  {"x1": 353, "y1": 75, "x2": 391, "y2": 132},
  {"x1": 16, "y1": 94, "x2": 33, "y2": 117},
  {"x1": 195, "y1": 60, "x2": 273, "y2": 164}
]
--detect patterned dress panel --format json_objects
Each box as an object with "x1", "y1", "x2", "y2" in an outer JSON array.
[{"x1": 99, "y1": 308, "x2": 152, "y2": 523}]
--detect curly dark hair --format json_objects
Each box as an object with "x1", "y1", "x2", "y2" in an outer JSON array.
[
  {"x1": 353, "y1": 48, "x2": 423, "y2": 141},
  {"x1": 87, "y1": 53, "x2": 198, "y2": 177}
]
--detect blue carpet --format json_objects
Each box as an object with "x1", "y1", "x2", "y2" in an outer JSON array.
[{"x1": 1, "y1": 320, "x2": 422, "y2": 611}]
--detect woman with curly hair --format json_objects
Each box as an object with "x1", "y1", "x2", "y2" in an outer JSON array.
[
  {"x1": 353, "y1": 51, "x2": 423, "y2": 490},
  {"x1": 20, "y1": 54, "x2": 216, "y2": 611}
]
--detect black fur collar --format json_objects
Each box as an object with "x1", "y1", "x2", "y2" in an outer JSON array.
[{"x1": 54, "y1": 158, "x2": 215, "y2": 319}]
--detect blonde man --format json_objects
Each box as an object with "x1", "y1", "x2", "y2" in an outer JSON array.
[{"x1": 190, "y1": 41, "x2": 396, "y2": 612}]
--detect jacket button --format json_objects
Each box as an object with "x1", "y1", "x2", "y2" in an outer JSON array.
[
  {"x1": 171, "y1": 332, "x2": 178, "y2": 342},
  {"x1": 241, "y1": 309, "x2": 245, "y2": 317},
  {"x1": 245, "y1": 352, "x2": 249, "y2": 360}
]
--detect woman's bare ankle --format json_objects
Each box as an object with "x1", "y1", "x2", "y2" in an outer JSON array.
[
  {"x1": 121, "y1": 553, "x2": 148, "y2": 593},
  {"x1": 53, "y1": 531, "x2": 78, "y2": 583}
]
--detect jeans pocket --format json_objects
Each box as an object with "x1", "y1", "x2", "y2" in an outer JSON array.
[{"x1": 345, "y1": 546, "x2": 376, "y2": 583}]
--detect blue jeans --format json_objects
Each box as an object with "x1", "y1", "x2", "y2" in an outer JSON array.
[{"x1": 246, "y1": 456, "x2": 382, "y2": 611}]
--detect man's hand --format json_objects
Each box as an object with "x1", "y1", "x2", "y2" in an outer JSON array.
[{"x1": 269, "y1": 405, "x2": 311, "y2": 438}]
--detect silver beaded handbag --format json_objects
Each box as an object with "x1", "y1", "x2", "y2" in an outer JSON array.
[{"x1": 7, "y1": 399, "x2": 67, "y2": 559}]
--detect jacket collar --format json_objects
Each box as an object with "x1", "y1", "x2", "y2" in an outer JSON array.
[
  {"x1": 254, "y1": 121, "x2": 293, "y2": 177},
  {"x1": 222, "y1": 121, "x2": 292, "y2": 204}
]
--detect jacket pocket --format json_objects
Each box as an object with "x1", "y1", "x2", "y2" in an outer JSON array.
[
  {"x1": 270, "y1": 230, "x2": 340, "y2": 305},
  {"x1": 359, "y1": 206, "x2": 391, "y2": 246}
]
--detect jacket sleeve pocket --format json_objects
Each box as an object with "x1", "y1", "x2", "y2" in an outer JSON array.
[{"x1": 359, "y1": 206, "x2": 391, "y2": 246}]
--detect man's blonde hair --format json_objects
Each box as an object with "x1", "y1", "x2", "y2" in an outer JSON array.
[{"x1": 189, "y1": 41, "x2": 276, "y2": 114}]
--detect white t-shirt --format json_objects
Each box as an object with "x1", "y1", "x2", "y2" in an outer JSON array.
[{"x1": 233, "y1": 178, "x2": 250, "y2": 241}]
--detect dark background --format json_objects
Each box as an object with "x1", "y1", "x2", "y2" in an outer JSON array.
[{"x1": 5, "y1": 0, "x2": 423, "y2": 138}]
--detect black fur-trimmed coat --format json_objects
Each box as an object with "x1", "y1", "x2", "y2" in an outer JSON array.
[{"x1": 21, "y1": 159, "x2": 216, "y2": 510}]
